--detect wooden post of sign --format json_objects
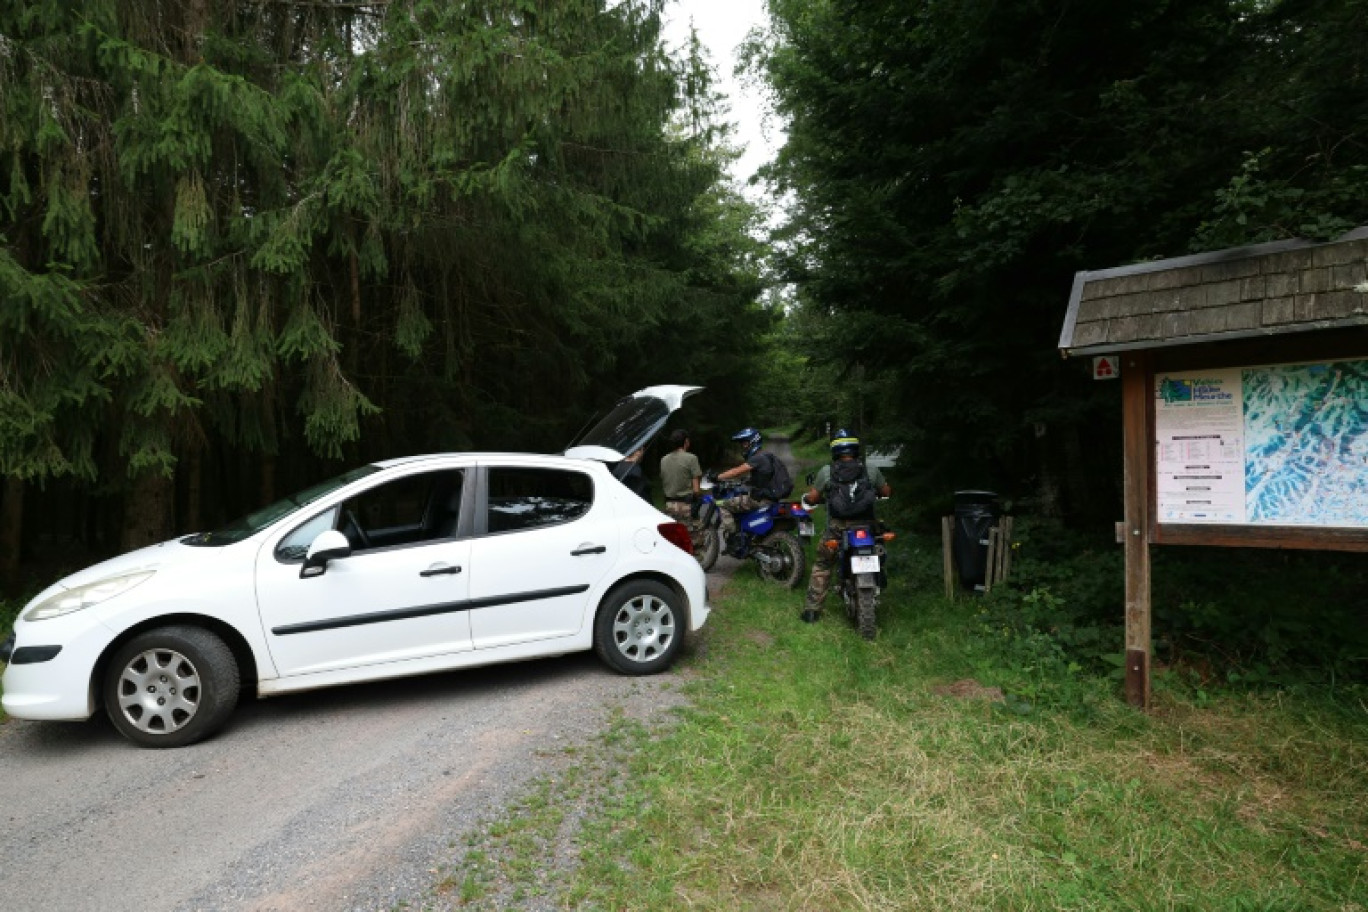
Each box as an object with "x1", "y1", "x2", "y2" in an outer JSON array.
[
  {"x1": 1121, "y1": 351, "x2": 1153, "y2": 708},
  {"x1": 1002, "y1": 516, "x2": 1015, "y2": 582},
  {"x1": 983, "y1": 527, "x2": 999, "y2": 592},
  {"x1": 995, "y1": 516, "x2": 1013, "y2": 586},
  {"x1": 941, "y1": 515, "x2": 955, "y2": 598}
]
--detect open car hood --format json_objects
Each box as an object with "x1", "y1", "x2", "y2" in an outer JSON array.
[{"x1": 563, "y1": 384, "x2": 702, "y2": 464}]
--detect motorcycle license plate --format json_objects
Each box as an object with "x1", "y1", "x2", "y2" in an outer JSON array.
[
  {"x1": 850, "y1": 555, "x2": 881, "y2": 574},
  {"x1": 798, "y1": 520, "x2": 815, "y2": 536}
]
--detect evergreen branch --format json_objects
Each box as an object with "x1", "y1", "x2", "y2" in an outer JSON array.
[
  {"x1": 561, "y1": 141, "x2": 655, "y2": 158},
  {"x1": 250, "y1": 0, "x2": 392, "y2": 9}
]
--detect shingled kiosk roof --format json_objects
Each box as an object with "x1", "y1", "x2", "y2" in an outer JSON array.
[{"x1": 1058, "y1": 227, "x2": 1368, "y2": 358}]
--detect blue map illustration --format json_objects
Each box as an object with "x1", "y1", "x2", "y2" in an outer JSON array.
[{"x1": 1243, "y1": 360, "x2": 1368, "y2": 526}]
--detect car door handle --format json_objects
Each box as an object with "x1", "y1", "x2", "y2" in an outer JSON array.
[
  {"x1": 419, "y1": 564, "x2": 463, "y2": 577},
  {"x1": 571, "y1": 545, "x2": 607, "y2": 556}
]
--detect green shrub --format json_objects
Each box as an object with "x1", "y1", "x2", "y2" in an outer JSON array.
[
  {"x1": 981, "y1": 516, "x2": 1368, "y2": 695},
  {"x1": 1, "y1": 598, "x2": 17, "y2": 641},
  {"x1": 1152, "y1": 548, "x2": 1368, "y2": 691}
]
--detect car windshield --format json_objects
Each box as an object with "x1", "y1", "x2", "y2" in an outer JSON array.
[{"x1": 183, "y1": 465, "x2": 382, "y2": 547}]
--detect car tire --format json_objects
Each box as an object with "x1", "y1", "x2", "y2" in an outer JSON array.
[
  {"x1": 102, "y1": 626, "x2": 240, "y2": 748},
  {"x1": 593, "y1": 580, "x2": 684, "y2": 676}
]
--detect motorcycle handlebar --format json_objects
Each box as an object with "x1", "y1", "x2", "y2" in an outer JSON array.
[{"x1": 704, "y1": 476, "x2": 748, "y2": 498}]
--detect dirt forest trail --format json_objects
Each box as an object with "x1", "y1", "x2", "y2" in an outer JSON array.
[{"x1": 0, "y1": 436, "x2": 807, "y2": 912}]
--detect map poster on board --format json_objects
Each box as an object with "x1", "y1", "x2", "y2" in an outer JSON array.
[
  {"x1": 1154, "y1": 359, "x2": 1368, "y2": 528},
  {"x1": 1155, "y1": 369, "x2": 1246, "y2": 523},
  {"x1": 1243, "y1": 360, "x2": 1368, "y2": 527}
]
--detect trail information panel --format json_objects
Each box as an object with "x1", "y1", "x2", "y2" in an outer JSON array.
[{"x1": 1155, "y1": 359, "x2": 1368, "y2": 527}]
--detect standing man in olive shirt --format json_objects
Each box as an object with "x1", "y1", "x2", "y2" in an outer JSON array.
[{"x1": 659, "y1": 429, "x2": 702, "y2": 523}]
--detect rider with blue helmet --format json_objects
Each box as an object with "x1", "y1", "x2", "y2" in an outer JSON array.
[{"x1": 714, "y1": 427, "x2": 782, "y2": 555}]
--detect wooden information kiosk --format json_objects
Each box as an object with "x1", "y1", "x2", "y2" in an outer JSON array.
[{"x1": 1058, "y1": 229, "x2": 1368, "y2": 707}]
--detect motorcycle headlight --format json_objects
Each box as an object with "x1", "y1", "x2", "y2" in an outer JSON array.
[{"x1": 23, "y1": 570, "x2": 156, "y2": 622}]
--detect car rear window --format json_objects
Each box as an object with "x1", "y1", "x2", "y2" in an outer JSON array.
[{"x1": 485, "y1": 468, "x2": 594, "y2": 533}]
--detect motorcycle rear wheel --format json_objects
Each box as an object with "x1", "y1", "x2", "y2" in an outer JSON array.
[
  {"x1": 756, "y1": 531, "x2": 806, "y2": 589},
  {"x1": 693, "y1": 527, "x2": 719, "y2": 571},
  {"x1": 856, "y1": 585, "x2": 878, "y2": 640}
]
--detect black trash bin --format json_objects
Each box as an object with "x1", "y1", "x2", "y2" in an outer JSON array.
[{"x1": 952, "y1": 490, "x2": 1000, "y2": 591}]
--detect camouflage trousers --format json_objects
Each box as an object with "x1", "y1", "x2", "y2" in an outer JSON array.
[
  {"x1": 662, "y1": 500, "x2": 694, "y2": 524},
  {"x1": 718, "y1": 493, "x2": 771, "y2": 533},
  {"x1": 804, "y1": 518, "x2": 855, "y2": 611}
]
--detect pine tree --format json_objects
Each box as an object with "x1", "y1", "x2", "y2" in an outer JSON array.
[
  {"x1": 754, "y1": 0, "x2": 1368, "y2": 521},
  {"x1": 1, "y1": 0, "x2": 772, "y2": 577}
]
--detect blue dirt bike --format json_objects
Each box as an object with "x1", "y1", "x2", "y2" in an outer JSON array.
[
  {"x1": 820, "y1": 512, "x2": 893, "y2": 640},
  {"x1": 693, "y1": 478, "x2": 811, "y2": 588}
]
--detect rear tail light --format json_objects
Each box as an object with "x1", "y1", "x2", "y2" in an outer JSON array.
[
  {"x1": 658, "y1": 522, "x2": 694, "y2": 554},
  {"x1": 823, "y1": 539, "x2": 839, "y2": 551},
  {"x1": 880, "y1": 532, "x2": 896, "y2": 542}
]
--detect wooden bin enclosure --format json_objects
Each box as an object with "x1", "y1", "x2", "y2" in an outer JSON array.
[
  {"x1": 1058, "y1": 228, "x2": 1368, "y2": 708},
  {"x1": 941, "y1": 514, "x2": 1015, "y2": 598}
]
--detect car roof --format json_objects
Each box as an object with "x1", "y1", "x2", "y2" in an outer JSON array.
[{"x1": 369, "y1": 452, "x2": 607, "y2": 470}]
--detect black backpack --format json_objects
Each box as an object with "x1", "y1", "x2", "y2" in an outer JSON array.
[
  {"x1": 826, "y1": 459, "x2": 877, "y2": 519},
  {"x1": 756, "y1": 452, "x2": 794, "y2": 500}
]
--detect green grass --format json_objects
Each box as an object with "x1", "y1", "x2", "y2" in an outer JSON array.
[
  {"x1": 6, "y1": 517, "x2": 1365, "y2": 909},
  {"x1": 423, "y1": 534, "x2": 1368, "y2": 911}
]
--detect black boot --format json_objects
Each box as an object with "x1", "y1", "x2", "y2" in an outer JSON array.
[
  {"x1": 801, "y1": 609, "x2": 820, "y2": 623},
  {"x1": 725, "y1": 533, "x2": 746, "y2": 558}
]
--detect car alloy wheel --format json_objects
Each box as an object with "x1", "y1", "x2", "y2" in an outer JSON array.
[
  {"x1": 115, "y1": 646, "x2": 203, "y2": 735},
  {"x1": 102, "y1": 626, "x2": 240, "y2": 748},
  {"x1": 593, "y1": 581, "x2": 684, "y2": 675}
]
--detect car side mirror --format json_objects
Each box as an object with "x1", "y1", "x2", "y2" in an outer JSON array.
[{"x1": 301, "y1": 529, "x2": 352, "y2": 579}]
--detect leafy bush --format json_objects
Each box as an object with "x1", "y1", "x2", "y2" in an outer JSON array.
[
  {"x1": 979, "y1": 516, "x2": 1368, "y2": 695},
  {"x1": 976, "y1": 517, "x2": 1124, "y2": 672},
  {"x1": 1151, "y1": 548, "x2": 1368, "y2": 691},
  {"x1": 1, "y1": 598, "x2": 17, "y2": 641}
]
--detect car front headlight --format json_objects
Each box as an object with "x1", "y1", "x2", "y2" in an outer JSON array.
[{"x1": 23, "y1": 570, "x2": 156, "y2": 622}]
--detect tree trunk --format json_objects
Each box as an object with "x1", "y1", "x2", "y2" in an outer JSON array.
[
  {"x1": 185, "y1": 449, "x2": 203, "y2": 532},
  {"x1": 0, "y1": 476, "x2": 24, "y2": 594},
  {"x1": 121, "y1": 472, "x2": 175, "y2": 551},
  {"x1": 1061, "y1": 422, "x2": 1093, "y2": 520},
  {"x1": 260, "y1": 453, "x2": 277, "y2": 508},
  {"x1": 348, "y1": 245, "x2": 362, "y2": 380},
  {"x1": 1033, "y1": 422, "x2": 1062, "y2": 518}
]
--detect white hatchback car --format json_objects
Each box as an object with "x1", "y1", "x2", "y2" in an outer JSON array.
[{"x1": 1, "y1": 385, "x2": 709, "y2": 747}]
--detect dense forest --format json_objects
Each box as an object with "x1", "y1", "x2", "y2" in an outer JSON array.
[
  {"x1": 4, "y1": 0, "x2": 1368, "y2": 593},
  {"x1": 0, "y1": 0, "x2": 774, "y2": 588},
  {"x1": 753, "y1": 0, "x2": 1368, "y2": 520}
]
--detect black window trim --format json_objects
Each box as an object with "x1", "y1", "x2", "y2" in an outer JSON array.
[{"x1": 272, "y1": 467, "x2": 472, "y2": 564}]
